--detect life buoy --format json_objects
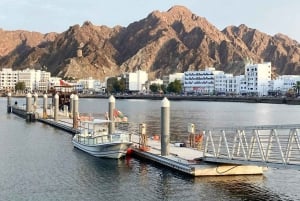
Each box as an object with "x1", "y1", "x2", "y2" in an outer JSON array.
[{"x1": 105, "y1": 110, "x2": 128, "y2": 122}]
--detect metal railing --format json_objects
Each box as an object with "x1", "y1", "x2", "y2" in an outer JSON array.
[
  {"x1": 75, "y1": 132, "x2": 132, "y2": 145},
  {"x1": 202, "y1": 124, "x2": 300, "y2": 169}
]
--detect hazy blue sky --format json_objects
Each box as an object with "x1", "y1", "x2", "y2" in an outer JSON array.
[{"x1": 1, "y1": 0, "x2": 300, "y2": 42}]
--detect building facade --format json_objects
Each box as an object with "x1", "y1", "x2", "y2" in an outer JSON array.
[
  {"x1": 123, "y1": 70, "x2": 148, "y2": 92},
  {"x1": 18, "y1": 69, "x2": 51, "y2": 92},
  {"x1": 183, "y1": 62, "x2": 274, "y2": 96},
  {"x1": 245, "y1": 62, "x2": 272, "y2": 96},
  {"x1": 184, "y1": 68, "x2": 222, "y2": 94},
  {"x1": 270, "y1": 75, "x2": 300, "y2": 94},
  {"x1": 0, "y1": 68, "x2": 18, "y2": 91},
  {"x1": 0, "y1": 68, "x2": 51, "y2": 92}
]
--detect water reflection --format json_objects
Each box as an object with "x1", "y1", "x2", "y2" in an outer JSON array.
[
  {"x1": 2, "y1": 98, "x2": 300, "y2": 200},
  {"x1": 128, "y1": 156, "x2": 291, "y2": 201},
  {"x1": 192, "y1": 175, "x2": 283, "y2": 201}
]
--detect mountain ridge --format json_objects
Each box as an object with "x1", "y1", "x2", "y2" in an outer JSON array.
[{"x1": 0, "y1": 5, "x2": 299, "y2": 80}]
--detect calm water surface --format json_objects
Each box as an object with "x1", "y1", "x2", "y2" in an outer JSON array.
[{"x1": 1, "y1": 97, "x2": 300, "y2": 201}]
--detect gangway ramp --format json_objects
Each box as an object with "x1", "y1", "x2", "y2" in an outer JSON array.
[{"x1": 202, "y1": 124, "x2": 300, "y2": 170}]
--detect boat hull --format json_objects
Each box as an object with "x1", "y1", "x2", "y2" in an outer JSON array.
[{"x1": 72, "y1": 140, "x2": 132, "y2": 159}]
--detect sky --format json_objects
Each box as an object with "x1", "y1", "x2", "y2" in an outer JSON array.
[{"x1": 1, "y1": 0, "x2": 300, "y2": 42}]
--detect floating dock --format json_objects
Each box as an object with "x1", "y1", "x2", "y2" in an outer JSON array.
[
  {"x1": 6, "y1": 93, "x2": 265, "y2": 177},
  {"x1": 130, "y1": 134, "x2": 264, "y2": 176}
]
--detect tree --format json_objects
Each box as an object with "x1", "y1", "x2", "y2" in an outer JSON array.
[
  {"x1": 106, "y1": 77, "x2": 117, "y2": 93},
  {"x1": 149, "y1": 84, "x2": 160, "y2": 93},
  {"x1": 113, "y1": 78, "x2": 126, "y2": 93},
  {"x1": 107, "y1": 77, "x2": 126, "y2": 94},
  {"x1": 15, "y1": 82, "x2": 26, "y2": 92},
  {"x1": 167, "y1": 79, "x2": 182, "y2": 94}
]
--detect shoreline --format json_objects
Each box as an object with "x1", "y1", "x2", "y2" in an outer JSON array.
[
  {"x1": 79, "y1": 94, "x2": 300, "y2": 105},
  {"x1": 5, "y1": 93, "x2": 300, "y2": 105}
]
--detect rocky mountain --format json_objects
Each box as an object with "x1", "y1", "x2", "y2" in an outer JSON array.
[{"x1": 0, "y1": 5, "x2": 300, "y2": 80}]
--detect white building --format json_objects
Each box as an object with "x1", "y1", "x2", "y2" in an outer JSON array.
[
  {"x1": 18, "y1": 69, "x2": 36, "y2": 91},
  {"x1": 245, "y1": 62, "x2": 272, "y2": 96},
  {"x1": 162, "y1": 73, "x2": 184, "y2": 87},
  {"x1": 271, "y1": 75, "x2": 300, "y2": 94},
  {"x1": 183, "y1": 62, "x2": 273, "y2": 96},
  {"x1": 235, "y1": 75, "x2": 247, "y2": 95},
  {"x1": 0, "y1": 68, "x2": 51, "y2": 92},
  {"x1": 214, "y1": 72, "x2": 236, "y2": 94},
  {"x1": 78, "y1": 77, "x2": 95, "y2": 91},
  {"x1": 0, "y1": 68, "x2": 18, "y2": 91},
  {"x1": 169, "y1": 73, "x2": 184, "y2": 83},
  {"x1": 184, "y1": 68, "x2": 222, "y2": 94},
  {"x1": 93, "y1": 80, "x2": 106, "y2": 93},
  {"x1": 150, "y1": 79, "x2": 163, "y2": 85},
  {"x1": 19, "y1": 69, "x2": 50, "y2": 92},
  {"x1": 78, "y1": 77, "x2": 105, "y2": 93},
  {"x1": 37, "y1": 70, "x2": 51, "y2": 92},
  {"x1": 123, "y1": 70, "x2": 148, "y2": 92}
]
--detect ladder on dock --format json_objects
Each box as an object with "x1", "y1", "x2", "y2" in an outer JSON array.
[{"x1": 202, "y1": 124, "x2": 300, "y2": 169}]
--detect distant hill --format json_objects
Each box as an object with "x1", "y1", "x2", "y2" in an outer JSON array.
[{"x1": 0, "y1": 5, "x2": 300, "y2": 80}]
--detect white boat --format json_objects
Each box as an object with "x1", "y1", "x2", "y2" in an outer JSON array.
[{"x1": 72, "y1": 119, "x2": 132, "y2": 159}]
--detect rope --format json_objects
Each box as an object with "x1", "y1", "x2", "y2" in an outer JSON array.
[{"x1": 216, "y1": 165, "x2": 241, "y2": 174}]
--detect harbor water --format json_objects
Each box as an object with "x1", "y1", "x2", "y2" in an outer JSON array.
[{"x1": 1, "y1": 97, "x2": 300, "y2": 201}]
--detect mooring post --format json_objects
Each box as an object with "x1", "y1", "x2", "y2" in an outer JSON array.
[
  {"x1": 69, "y1": 94, "x2": 74, "y2": 118},
  {"x1": 139, "y1": 123, "x2": 147, "y2": 150},
  {"x1": 161, "y1": 97, "x2": 170, "y2": 156},
  {"x1": 26, "y1": 92, "x2": 32, "y2": 113},
  {"x1": 43, "y1": 94, "x2": 48, "y2": 119},
  {"x1": 33, "y1": 92, "x2": 38, "y2": 112},
  {"x1": 26, "y1": 93, "x2": 32, "y2": 121},
  {"x1": 7, "y1": 92, "x2": 12, "y2": 113},
  {"x1": 54, "y1": 93, "x2": 59, "y2": 121},
  {"x1": 188, "y1": 123, "x2": 195, "y2": 148},
  {"x1": 108, "y1": 95, "x2": 115, "y2": 134},
  {"x1": 73, "y1": 94, "x2": 79, "y2": 129}
]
